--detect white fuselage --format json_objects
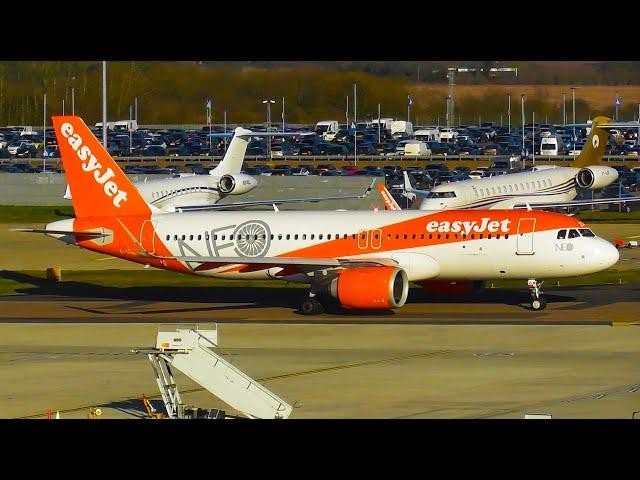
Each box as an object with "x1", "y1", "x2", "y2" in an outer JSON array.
[
  {"x1": 136, "y1": 175, "x2": 224, "y2": 210},
  {"x1": 49, "y1": 209, "x2": 617, "y2": 283},
  {"x1": 421, "y1": 167, "x2": 581, "y2": 210}
]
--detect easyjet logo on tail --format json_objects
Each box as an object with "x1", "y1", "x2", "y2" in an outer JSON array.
[
  {"x1": 426, "y1": 218, "x2": 511, "y2": 234},
  {"x1": 59, "y1": 122, "x2": 128, "y2": 208}
]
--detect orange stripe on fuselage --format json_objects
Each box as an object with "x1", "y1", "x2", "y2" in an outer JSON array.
[{"x1": 217, "y1": 210, "x2": 584, "y2": 274}]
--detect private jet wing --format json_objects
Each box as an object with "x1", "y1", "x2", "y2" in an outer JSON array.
[{"x1": 172, "y1": 179, "x2": 375, "y2": 212}]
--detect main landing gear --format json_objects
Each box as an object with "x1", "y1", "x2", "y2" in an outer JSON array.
[
  {"x1": 301, "y1": 295, "x2": 324, "y2": 315},
  {"x1": 527, "y1": 279, "x2": 547, "y2": 311}
]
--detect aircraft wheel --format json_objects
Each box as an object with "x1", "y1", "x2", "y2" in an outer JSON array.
[
  {"x1": 531, "y1": 297, "x2": 547, "y2": 311},
  {"x1": 301, "y1": 297, "x2": 324, "y2": 315}
]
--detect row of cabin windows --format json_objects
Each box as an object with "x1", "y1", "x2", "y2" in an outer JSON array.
[
  {"x1": 164, "y1": 232, "x2": 510, "y2": 241},
  {"x1": 152, "y1": 187, "x2": 204, "y2": 199},
  {"x1": 473, "y1": 178, "x2": 551, "y2": 198}
]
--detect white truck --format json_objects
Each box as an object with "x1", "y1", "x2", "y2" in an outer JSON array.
[
  {"x1": 414, "y1": 128, "x2": 440, "y2": 142},
  {"x1": 390, "y1": 120, "x2": 413, "y2": 137},
  {"x1": 403, "y1": 141, "x2": 432, "y2": 156},
  {"x1": 315, "y1": 120, "x2": 339, "y2": 141},
  {"x1": 371, "y1": 117, "x2": 395, "y2": 131}
]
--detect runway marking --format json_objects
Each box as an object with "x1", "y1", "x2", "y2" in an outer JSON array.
[
  {"x1": 14, "y1": 349, "x2": 451, "y2": 419},
  {"x1": 95, "y1": 256, "x2": 117, "y2": 261}
]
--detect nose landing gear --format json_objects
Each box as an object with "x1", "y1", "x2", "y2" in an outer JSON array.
[{"x1": 527, "y1": 279, "x2": 547, "y2": 311}]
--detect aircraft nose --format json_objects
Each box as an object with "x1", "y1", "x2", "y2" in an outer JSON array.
[{"x1": 594, "y1": 238, "x2": 619, "y2": 269}]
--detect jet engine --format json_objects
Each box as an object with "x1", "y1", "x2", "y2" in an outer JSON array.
[
  {"x1": 418, "y1": 280, "x2": 485, "y2": 296},
  {"x1": 327, "y1": 266, "x2": 409, "y2": 310},
  {"x1": 575, "y1": 166, "x2": 618, "y2": 190},
  {"x1": 218, "y1": 174, "x2": 258, "y2": 195}
]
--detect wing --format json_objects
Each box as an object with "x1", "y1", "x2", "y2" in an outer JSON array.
[
  {"x1": 139, "y1": 251, "x2": 398, "y2": 270},
  {"x1": 172, "y1": 179, "x2": 375, "y2": 212}
]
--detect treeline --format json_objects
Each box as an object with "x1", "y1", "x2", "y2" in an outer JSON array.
[{"x1": 0, "y1": 61, "x2": 636, "y2": 127}]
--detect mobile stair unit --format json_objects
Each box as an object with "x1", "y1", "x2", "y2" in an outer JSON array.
[{"x1": 133, "y1": 325, "x2": 292, "y2": 419}]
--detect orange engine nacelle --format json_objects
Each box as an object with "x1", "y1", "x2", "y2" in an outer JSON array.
[
  {"x1": 418, "y1": 280, "x2": 485, "y2": 296},
  {"x1": 329, "y1": 266, "x2": 409, "y2": 310}
]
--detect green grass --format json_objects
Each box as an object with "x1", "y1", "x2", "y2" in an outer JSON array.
[
  {"x1": 575, "y1": 210, "x2": 640, "y2": 223},
  {"x1": 1, "y1": 268, "x2": 638, "y2": 297},
  {"x1": 0, "y1": 206, "x2": 75, "y2": 224}
]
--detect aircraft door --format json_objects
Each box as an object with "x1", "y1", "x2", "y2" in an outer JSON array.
[
  {"x1": 140, "y1": 220, "x2": 158, "y2": 255},
  {"x1": 357, "y1": 229, "x2": 369, "y2": 250},
  {"x1": 370, "y1": 228, "x2": 382, "y2": 249},
  {"x1": 516, "y1": 218, "x2": 536, "y2": 255}
]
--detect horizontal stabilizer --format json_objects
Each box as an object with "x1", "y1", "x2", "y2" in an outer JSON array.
[{"x1": 10, "y1": 228, "x2": 105, "y2": 237}]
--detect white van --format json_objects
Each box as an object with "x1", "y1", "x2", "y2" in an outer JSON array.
[
  {"x1": 439, "y1": 127, "x2": 458, "y2": 142},
  {"x1": 371, "y1": 117, "x2": 395, "y2": 130},
  {"x1": 315, "y1": 120, "x2": 339, "y2": 141},
  {"x1": 113, "y1": 120, "x2": 138, "y2": 132},
  {"x1": 540, "y1": 135, "x2": 565, "y2": 156},
  {"x1": 403, "y1": 141, "x2": 431, "y2": 156}
]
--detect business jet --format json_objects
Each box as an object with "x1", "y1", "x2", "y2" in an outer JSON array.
[
  {"x1": 16, "y1": 116, "x2": 619, "y2": 314},
  {"x1": 66, "y1": 127, "x2": 373, "y2": 212},
  {"x1": 405, "y1": 116, "x2": 640, "y2": 211}
]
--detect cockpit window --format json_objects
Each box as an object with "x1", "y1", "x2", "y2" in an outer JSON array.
[
  {"x1": 567, "y1": 229, "x2": 580, "y2": 238},
  {"x1": 557, "y1": 229, "x2": 567, "y2": 239},
  {"x1": 579, "y1": 229, "x2": 595, "y2": 237},
  {"x1": 427, "y1": 191, "x2": 457, "y2": 198}
]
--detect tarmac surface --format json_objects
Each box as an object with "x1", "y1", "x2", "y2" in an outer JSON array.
[{"x1": 1, "y1": 282, "x2": 639, "y2": 420}]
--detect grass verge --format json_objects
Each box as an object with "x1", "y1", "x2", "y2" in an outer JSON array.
[{"x1": 0, "y1": 206, "x2": 75, "y2": 224}]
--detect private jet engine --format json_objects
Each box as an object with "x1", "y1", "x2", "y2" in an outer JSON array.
[
  {"x1": 575, "y1": 166, "x2": 618, "y2": 190},
  {"x1": 418, "y1": 280, "x2": 485, "y2": 296},
  {"x1": 218, "y1": 174, "x2": 258, "y2": 195},
  {"x1": 327, "y1": 266, "x2": 409, "y2": 310}
]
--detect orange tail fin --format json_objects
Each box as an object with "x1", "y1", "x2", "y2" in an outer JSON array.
[
  {"x1": 377, "y1": 183, "x2": 402, "y2": 210},
  {"x1": 52, "y1": 116, "x2": 150, "y2": 218}
]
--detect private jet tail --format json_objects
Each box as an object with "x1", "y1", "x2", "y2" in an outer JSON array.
[
  {"x1": 209, "y1": 127, "x2": 253, "y2": 176},
  {"x1": 572, "y1": 116, "x2": 612, "y2": 168},
  {"x1": 52, "y1": 116, "x2": 152, "y2": 218}
]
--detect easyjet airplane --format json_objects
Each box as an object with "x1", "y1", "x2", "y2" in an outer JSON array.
[
  {"x1": 16, "y1": 116, "x2": 620, "y2": 313},
  {"x1": 407, "y1": 116, "x2": 640, "y2": 211},
  {"x1": 65, "y1": 127, "x2": 371, "y2": 212}
]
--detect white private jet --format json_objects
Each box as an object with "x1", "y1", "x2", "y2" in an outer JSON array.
[
  {"x1": 65, "y1": 127, "x2": 373, "y2": 212},
  {"x1": 402, "y1": 116, "x2": 640, "y2": 211}
]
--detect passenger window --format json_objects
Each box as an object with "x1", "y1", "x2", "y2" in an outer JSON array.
[
  {"x1": 205, "y1": 233, "x2": 210, "y2": 240},
  {"x1": 319, "y1": 234, "x2": 323, "y2": 240},
  {"x1": 496, "y1": 234, "x2": 500, "y2": 239},
  {"x1": 197, "y1": 234, "x2": 201, "y2": 241},
  {"x1": 302, "y1": 234, "x2": 307, "y2": 240},
  {"x1": 181, "y1": 235, "x2": 186, "y2": 240},
  {"x1": 174, "y1": 235, "x2": 178, "y2": 241},
  {"x1": 557, "y1": 229, "x2": 567, "y2": 239},
  {"x1": 294, "y1": 234, "x2": 298, "y2": 240},
  {"x1": 214, "y1": 234, "x2": 218, "y2": 240},
  {"x1": 387, "y1": 234, "x2": 391, "y2": 240},
  {"x1": 311, "y1": 234, "x2": 315, "y2": 240},
  {"x1": 487, "y1": 234, "x2": 492, "y2": 239},
  {"x1": 437, "y1": 234, "x2": 441, "y2": 239},
  {"x1": 343, "y1": 234, "x2": 348, "y2": 239},
  {"x1": 412, "y1": 234, "x2": 416, "y2": 239},
  {"x1": 278, "y1": 234, "x2": 282, "y2": 240},
  {"x1": 568, "y1": 229, "x2": 580, "y2": 238},
  {"x1": 229, "y1": 235, "x2": 234, "y2": 241},
  {"x1": 403, "y1": 234, "x2": 407, "y2": 239},
  {"x1": 471, "y1": 234, "x2": 475, "y2": 239},
  {"x1": 165, "y1": 235, "x2": 170, "y2": 241},
  {"x1": 579, "y1": 229, "x2": 596, "y2": 237},
  {"x1": 189, "y1": 235, "x2": 194, "y2": 241},
  {"x1": 445, "y1": 234, "x2": 449, "y2": 239},
  {"x1": 429, "y1": 234, "x2": 433, "y2": 239},
  {"x1": 327, "y1": 234, "x2": 332, "y2": 240},
  {"x1": 420, "y1": 233, "x2": 424, "y2": 239},
  {"x1": 505, "y1": 234, "x2": 509, "y2": 239},
  {"x1": 221, "y1": 235, "x2": 225, "y2": 240},
  {"x1": 479, "y1": 234, "x2": 484, "y2": 239},
  {"x1": 395, "y1": 234, "x2": 399, "y2": 239},
  {"x1": 270, "y1": 234, "x2": 274, "y2": 240},
  {"x1": 286, "y1": 234, "x2": 290, "y2": 240}
]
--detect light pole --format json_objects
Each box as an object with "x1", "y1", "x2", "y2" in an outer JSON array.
[
  {"x1": 129, "y1": 104, "x2": 133, "y2": 154},
  {"x1": 507, "y1": 93, "x2": 511, "y2": 134},
  {"x1": 224, "y1": 110, "x2": 227, "y2": 152},
  {"x1": 206, "y1": 98, "x2": 212, "y2": 155},
  {"x1": 353, "y1": 83, "x2": 357, "y2": 166},
  {"x1": 521, "y1": 94, "x2": 525, "y2": 159},
  {"x1": 571, "y1": 87, "x2": 576, "y2": 142},
  {"x1": 43, "y1": 92, "x2": 46, "y2": 172},
  {"x1": 377, "y1": 103, "x2": 381, "y2": 143},
  {"x1": 262, "y1": 99, "x2": 275, "y2": 156},
  {"x1": 562, "y1": 92, "x2": 566, "y2": 125},
  {"x1": 282, "y1": 96, "x2": 285, "y2": 132},
  {"x1": 71, "y1": 77, "x2": 75, "y2": 116},
  {"x1": 102, "y1": 61, "x2": 107, "y2": 149}
]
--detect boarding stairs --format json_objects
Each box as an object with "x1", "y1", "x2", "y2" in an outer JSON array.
[{"x1": 133, "y1": 325, "x2": 292, "y2": 419}]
